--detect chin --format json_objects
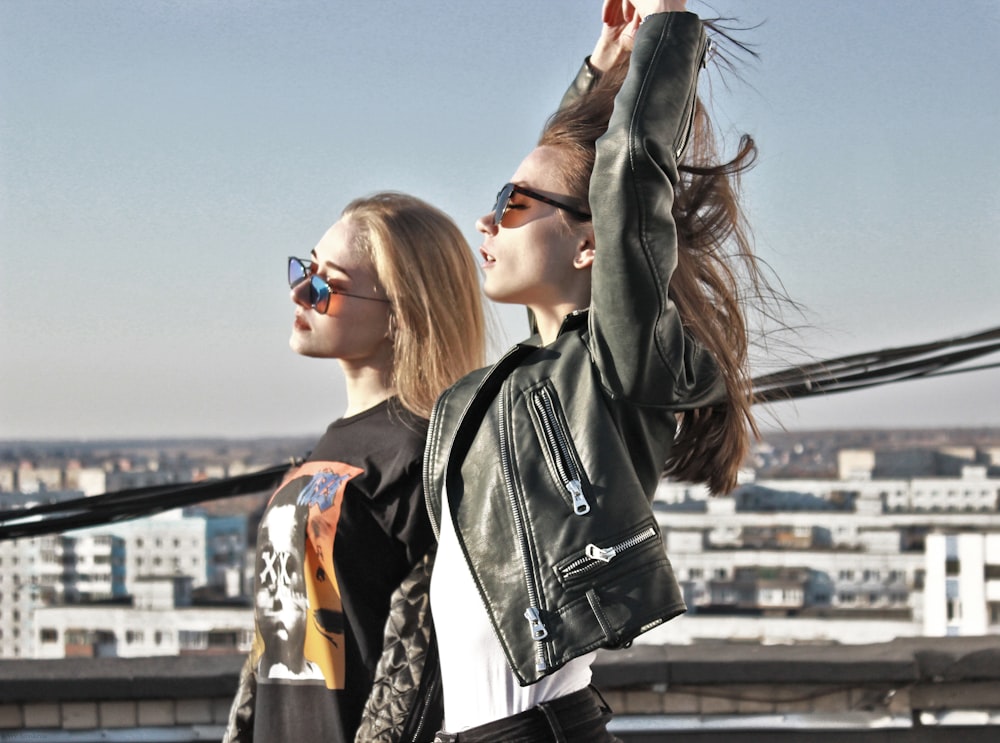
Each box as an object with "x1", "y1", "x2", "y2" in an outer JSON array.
[
  {"x1": 289, "y1": 338, "x2": 323, "y2": 358},
  {"x1": 483, "y1": 282, "x2": 515, "y2": 304}
]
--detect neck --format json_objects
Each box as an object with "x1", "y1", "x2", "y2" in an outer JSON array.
[
  {"x1": 339, "y1": 358, "x2": 394, "y2": 418},
  {"x1": 531, "y1": 301, "x2": 585, "y2": 346}
]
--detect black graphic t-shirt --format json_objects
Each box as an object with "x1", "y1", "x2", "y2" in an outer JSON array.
[{"x1": 248, "y1": 399, "x2": 432, "y2": 742}]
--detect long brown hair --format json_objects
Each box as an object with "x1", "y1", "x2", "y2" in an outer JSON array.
[
  {"x1": 539, "y1": 49, "x2": 771, "y2": 495},
  {"x1": 342, "y1": 193, "x2": 486, "y2": 419}
]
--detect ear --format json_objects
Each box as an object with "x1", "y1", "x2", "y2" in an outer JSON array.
[{"x1": 573, "y1": 230, "x2": 596, "y2": 270}]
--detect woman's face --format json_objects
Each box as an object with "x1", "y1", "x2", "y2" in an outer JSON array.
[
  {"x1": 289, "y1": 217, "x2": 392, "y2": 368},
  {"x1": 476, "y1": 146, "x2": 592, "y2": 309}
]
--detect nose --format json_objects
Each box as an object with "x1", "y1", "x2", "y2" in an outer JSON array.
[
  {"x1": 290, "y1": 280, "x2": 311, "y2": 308},
  {"x1": 476, "y1": 210, "x2": 498, "y2": 236}
]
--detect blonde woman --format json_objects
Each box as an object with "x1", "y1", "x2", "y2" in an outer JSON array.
[{"x1": 225, "y1": 192, "x2": 484, "y2": 743}]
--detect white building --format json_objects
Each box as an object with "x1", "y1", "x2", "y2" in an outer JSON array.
[
  {"x1": 651, "y1": 482, "x2": 1000, "y2": 645},
  {"x1": 1, "y1": 508, "x2": 247, "y2": 659},
  {"x1": 924, "y1": 532, "x2": 1000, "y2": 637},
  {"x1": 96, "y1": 509, "x2": 208, "y2": 592},
  {"x1": 33, "y1": 576, "x2": 253, "y2": 659},
  {"x1": 657, "y1": 468, "x2": 1000, "y2": 514},
  {"x1": 0, "y1": 530, "x2": 129, "y2": 659},
  {"x1": 0, "y1": 537, "x2": 41, "y2": 658}
]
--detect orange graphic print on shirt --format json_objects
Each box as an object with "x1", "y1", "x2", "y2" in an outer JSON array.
[
  {"x1": 297, "y1": 461, "x2": 362, "y2": 689},
  {"x1": 254, "y1": 460, "x2": 362, "y2": 690}
]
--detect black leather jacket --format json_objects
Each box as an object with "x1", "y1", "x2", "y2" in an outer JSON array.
[{"x1": 425, "y1": 13, "x2": 721, "y2": 686}]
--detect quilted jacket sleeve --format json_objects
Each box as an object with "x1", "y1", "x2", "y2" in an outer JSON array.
[
  {"x1": 354, "y1": 548, "x2": 442, "y2": 743},
  {"x1": 222, "y1": 654, "x2": 256, "y2": 743}
]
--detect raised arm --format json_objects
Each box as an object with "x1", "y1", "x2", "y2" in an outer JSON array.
[
  {"x1": 588, "y1": 6, "x2": 725, "y2": 408},
  {"x1": 559, "y1": 0, "x2": 643, "y2": 111}
]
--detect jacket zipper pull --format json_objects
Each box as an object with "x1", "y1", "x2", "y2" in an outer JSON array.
[
  {"x1": 524, "y1": 606, "x2": 549, "y2": 640},
  {"x1": 585, "y1": 544, "x2": 617, "y2": 563},
  {"x1": 567, "y1": 479, "x2": 590, "y2": 515}
]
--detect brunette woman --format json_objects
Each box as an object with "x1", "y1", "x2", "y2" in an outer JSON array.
[{"x1": 425, "y1": 2, "x2": 768, "y2": 740}]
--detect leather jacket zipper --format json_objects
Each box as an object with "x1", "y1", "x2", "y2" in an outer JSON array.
[
  {"x1": 532, "y1": 387, "x2": 590, "y2": 515},
  {"x1": 499, "y1": 381, "x2": 549, "y2": 673},
  {"x1": 423, "y1": 392, "x2": 445, "y2": 538},
  {"x1": 408, "y1": 672, "x2": 438, "y2": 742},
  {"x1": 558, "y1": 526, "x2": 658, "y2": 581},
  {"x1": 674, "y1": 36, "x2": 711, "y2": 159}
]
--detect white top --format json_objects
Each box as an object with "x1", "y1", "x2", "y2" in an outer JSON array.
[{"x1": 431, "y1": 488, "x2": 596, "y2": 732}]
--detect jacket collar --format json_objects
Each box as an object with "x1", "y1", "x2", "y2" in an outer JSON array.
[{"x1": 525, "y1": 308, "x2": 590, "y2": 346}]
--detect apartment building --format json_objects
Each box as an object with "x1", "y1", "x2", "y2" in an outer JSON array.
[
  {"x1": 33, "y1": 575, "x2": 253, "y2": 659},
  {"x1": 649, "y1": 472, "x2": 1000, "y2": 645},
  {"x1": 924, "y1": 532, "x2": 1000, "y2": 636}
]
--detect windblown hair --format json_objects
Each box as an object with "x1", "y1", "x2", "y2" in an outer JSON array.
[
  {"x1": 539, "y1": 52, "x2": 768, "y2": 495},
  {"x1": 342, "y1": 192, "x2": 486, "y2": 419}
]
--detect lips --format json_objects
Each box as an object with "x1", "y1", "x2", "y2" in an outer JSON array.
[
  {"x1": 480, "y1": 246, "x2": 496, "y2": 269},
  {"x1": 293, "y1": 312, "x2": 311, "y2": 331}
]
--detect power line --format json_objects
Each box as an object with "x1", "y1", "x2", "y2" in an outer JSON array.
[{"x1": 752, "y1": 325, "x2": 1000, "y2": 403}]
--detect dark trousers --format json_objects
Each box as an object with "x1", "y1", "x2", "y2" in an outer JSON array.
[{"x1": 432, "y1": 686, "x2": 620, "y2": 743}]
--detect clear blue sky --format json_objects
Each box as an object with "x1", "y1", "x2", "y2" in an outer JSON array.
[{"x1": 2, "y1": 0, "x2": 998, "y2": 440}]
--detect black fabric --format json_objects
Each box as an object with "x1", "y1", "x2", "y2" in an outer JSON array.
[
  {"x1": 224, "y1": 399, "x2": 433, "y2": 743},
  {"x1": 431, "y1": 687, "x2": 618, "y2": 743}
]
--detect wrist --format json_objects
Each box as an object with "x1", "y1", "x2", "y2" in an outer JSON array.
[{"x1": 590, "y1": 35, "x2": 626, "y2": 73}]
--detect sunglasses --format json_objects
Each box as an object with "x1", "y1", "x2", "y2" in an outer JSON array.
[
  {"x1": 287, "y1": 256, "x2": 390, "y2": 315},
  {"x1": 493, "y1": 182, "x2": 591, "y2": 227}
]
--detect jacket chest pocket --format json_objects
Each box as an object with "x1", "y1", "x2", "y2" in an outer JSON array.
[{"x1": 527, "y1": 383, "x2": 592, "y2": 516}]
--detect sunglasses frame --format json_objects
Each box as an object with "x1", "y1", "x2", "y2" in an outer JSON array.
[
  {"x1": 287, "y1": 256, "x2": 390, "y2": 314},
  {"x1": 493, "y1": 182, "x2": 592, "y2": 226}
]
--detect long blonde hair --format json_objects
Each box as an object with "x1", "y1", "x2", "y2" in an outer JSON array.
[{"x1": 342, "y1": 192, "x2": 485, "y2": 419}]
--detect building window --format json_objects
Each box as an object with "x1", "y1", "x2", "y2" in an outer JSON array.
[
  {"x1": 180, "y1": 631, "x2": 208, "y2": 650},
  {"x1": 40, "y1": 628, "x2": 58, "y2": 643},
  {"x1": 989, "y1": 602, "x2": 1000, "y2": 626}
]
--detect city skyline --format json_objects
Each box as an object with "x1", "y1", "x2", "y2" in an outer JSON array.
[{"x1": 2, "y1": 0, "x2": 998, "y2": 439}]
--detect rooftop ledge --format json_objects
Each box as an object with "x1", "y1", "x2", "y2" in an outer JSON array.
[
  {"x1": 0, "y1": 636, "x2": 996, "y2": 702},
  {"x1": 0, "y1": 637, "x2": 997, "y2": 740}
]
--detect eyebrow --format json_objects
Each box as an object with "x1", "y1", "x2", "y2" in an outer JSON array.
[{"x1": 308, "y1": 251, "x2": 353, "y2": 279}]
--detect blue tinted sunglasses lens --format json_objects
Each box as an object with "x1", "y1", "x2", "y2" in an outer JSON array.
[
  {"x1": 288, "y1": 257, "x2": 308, "y2": 287},
  {"x1": 309, "y1": 276, "x2": 330, "y2": 314}
]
